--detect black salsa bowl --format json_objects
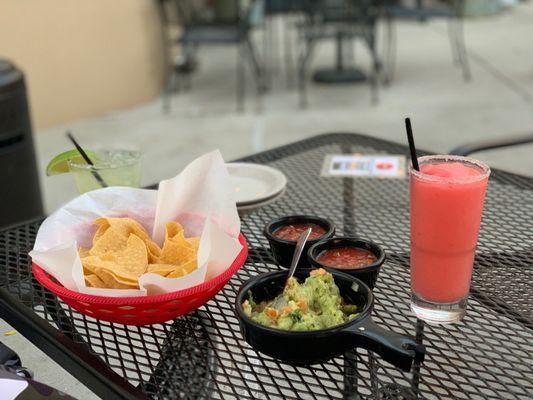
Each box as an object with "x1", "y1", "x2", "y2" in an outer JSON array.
[
  {"x1": 308, "y1": 237, "x2": 385, "y2": 289},
  {"x1": 263, "y1": 215, "x2": 335, "y2": 268},
  {"x1": 235, "y1": 269, "x2": 425, "y2": 371}
]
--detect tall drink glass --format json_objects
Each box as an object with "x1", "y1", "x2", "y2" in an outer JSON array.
[
  {"x1": 410, "y1": 155, "x2": 490, "y2": 324},
  {"x1": 67, "y1": 149, "x2": 141, "y2": 194}
]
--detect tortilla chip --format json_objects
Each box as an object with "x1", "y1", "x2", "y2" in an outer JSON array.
[
  {"x1": 158, "y1": 240, "x2": 196, "y2": 265},
  {"x1": 171, "y1": 230, "x2": 198, "y2": 249},
  {"x1": 95, "y1": 217, "x2": 148, "y2": 238},
  {"x1": 93, "y1": 225, "x2": 109, "y2": 246},
  {"x1": 166, "y1": 259, "x2": 198, "y2": 279},
  {"x1": 82, "y1": 254, "x2": 138, "y2": 286},
  {"x1": 81, "y1": 255, "x2": 102, "y2": 274},
  {"x1": 85, "y1": 274, "x2": 106, "y2": 288},
  {"x1": 180, "y1": 258, "x2": 197, "y2": 274},
  {"x1": 166, "y1": 268, "x2": 188, "y2": 279},
  {"x1": 93, "y1": 268, "x2": 138, "y2": 289},
  {"x1": 165, "y1": 221, "x2": 184, "y2": 240},
  {"x1": 186, "y1": 236, "x2": 200, "y2": 249},
  {"x1": 104, "y1": 269, "x2": 139, "y2": 286},
  {"x1": 89, "y1": 227, "x2": 129, "y2": 257},
  {"x1": 81, "y1": 217, "x2": 199, "y2": 289},
  {"x1": 99, "y1": 217, "x2": 163, "y2": 262},
  {"x1": 145, "y1": 239, "x2": 162, "y2": 263},
  {"x1": 78, "y1": 246, "x2": 90, "y2": 258},
  {"x1": 100, "y1": 234, "x2": 148, "y2": 278},
  {"x1": 85, "y1": 264, "x2": 138, "y2": 287},
  {"x1": 147, "y1": 263, "x2": 177, "y2": 277},
  {"x1": 157, "y1": 223, "x2": 195, "y2": 263},
  {"x1": 165, "y1": 223, "x2": 197, "y2": 245}
]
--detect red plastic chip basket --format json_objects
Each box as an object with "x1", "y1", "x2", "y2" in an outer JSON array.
[{"x1": 32, "y1": 233, "x2": 248, "y2": 325}]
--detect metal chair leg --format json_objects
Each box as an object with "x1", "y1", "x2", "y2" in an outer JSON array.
[
  {"x1": 186, "y1": 43, "x2": 199, "y2": 91},
  {"x1": 162, "y1": 54, "x2": 183, "y2": 113},
  {"x1": 383, "y1": 14, "x2": 396, "y2": 85},
  {"x1": 447, "y1": 19, "x2": 460, "y2": 65},
  {"x1": 345, "y1": 35, "x2": 355, "y2": 66},
  {"x1": 263, "y1": 18, "x2": 272, "y2": 89},
  {"x1": 297, "y1": 38, "x2": 315, "y2": 108},
  {"x1": 283, "y1": 15, "x2": 295, "y2": 88},
  {"x1": 245, "y1": 38, "x2": 265, "y2": 113},
  {"x1": 245, "y1": 38, "x2": 265, "y2": 93},
  {"x1": 265, "y1": 16, "x2": 276, "y2": 88},
  {"x1": 367, "y1": 32, "x2": 381, "y2": 105},
  {"x1": 453, "y1": 18, "x2": 471, "y2": 81},
  {"x1": 185, "y1": 73, "x2": 192, "y2": 91},
  {"x1": 162, "y1": 72, "x2": 173, "y2": 113},
  {"x1": 237, "y1": 43, "x2": 246, "y2": 112}
]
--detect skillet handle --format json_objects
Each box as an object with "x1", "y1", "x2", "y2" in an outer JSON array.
[{"x1": 348, "y1": 318, "x2": 425, "y2": 372}]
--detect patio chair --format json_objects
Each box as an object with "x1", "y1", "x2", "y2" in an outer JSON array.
[
  {"x1": 382, "y1": 0, "x2": 470, "y2": 84},
  {"x1": 449, "y1": 133, "x2": 533, "y2": 156},
  {"x1": 263, "y1": 0, "x2": 307, "y2": 87},
  {"x1": 159, "y1": 0, "x2": 266, "y2": 112},
  {"x1": 296, "y1": 0, "x2": 382, "y2": 107}
]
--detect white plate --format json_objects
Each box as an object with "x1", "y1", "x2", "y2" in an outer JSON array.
[
  {"x1": 237, "y1": 188, "x2": 286, "y2": 215},
  {"x1": 227, "y1": 163, "x2": 287, "y2": 206}
]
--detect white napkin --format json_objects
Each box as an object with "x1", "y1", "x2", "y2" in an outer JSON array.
[{"x1": 30, "y1": 150, "x2": 242, "y2": 297}]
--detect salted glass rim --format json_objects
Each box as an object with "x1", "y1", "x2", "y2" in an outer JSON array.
[
  {"x1": 67, "y1": 149, "x2": 141, "y2": 171},
  {"x1": 409, "y1": 154, "x2": 491, "y2": 184}
]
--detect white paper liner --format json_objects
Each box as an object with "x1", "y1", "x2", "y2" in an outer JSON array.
[{"x1": 30, "y1": 150, "x2": 242, "y2": 297}]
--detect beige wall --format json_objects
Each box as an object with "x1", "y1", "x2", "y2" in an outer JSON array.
[{"x1": 0, "y1": 0, "x2": 165, "y2": 130}]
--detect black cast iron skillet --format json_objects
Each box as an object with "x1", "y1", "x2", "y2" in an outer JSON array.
[{"x1": 235, "y1": 269, "x2": 425, "y2": 371}]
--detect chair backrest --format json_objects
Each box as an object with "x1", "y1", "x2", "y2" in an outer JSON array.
[
  {"x1": 161, "y1": 0, "x2": 236, "y2": 27},
  {"x1": 167, "y1": 0, "x2": 264, "y2": 28},
  {"x1": 266, "y1": 0, "x2": 307, "y2": 14},
  {"x1": 303, "y1": 0, "x2": 376, "y2": 24},
  {"x1": 382, "y1": 0, "x2": 464, "y2": 18}
]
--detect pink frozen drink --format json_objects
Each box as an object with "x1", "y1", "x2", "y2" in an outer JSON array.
[{"x1": 410, "y1": 155, "x2": 490, "y2": 323}]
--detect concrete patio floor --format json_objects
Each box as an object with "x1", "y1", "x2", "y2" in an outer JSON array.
[{"x1": 2, "y1": 2, "x2": 533, "y2": 398}]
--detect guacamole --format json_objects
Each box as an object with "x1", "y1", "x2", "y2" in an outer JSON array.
[{"x1": 242, "y1": 268, "x2": 358, "y2": 331}]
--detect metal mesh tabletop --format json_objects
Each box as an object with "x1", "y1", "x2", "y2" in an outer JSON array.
[{"x1": 0, "y1": 133, "x2": 531, "y2": 399}]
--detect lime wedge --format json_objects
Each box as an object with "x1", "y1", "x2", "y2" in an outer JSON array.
[{"x1": 46, "y1": 149, "x2": 97, "y2": 176}]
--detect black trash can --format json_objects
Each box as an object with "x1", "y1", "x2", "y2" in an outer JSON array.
[{"x1": 0, "y1": 59, "x2": 43, "y2": 228}]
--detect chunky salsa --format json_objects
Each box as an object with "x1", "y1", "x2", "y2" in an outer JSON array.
[
  {"x1": 242, "y1": 268, "x2": 358, "y2": 331},
  {"x1": 273, "y1": 223, "x2": 326, "y2": 241},
  {"x1": 317, "y1": 247, "x2": 377, "y2": 269}
]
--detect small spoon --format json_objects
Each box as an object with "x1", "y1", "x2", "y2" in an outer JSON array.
[{"x1": 271, "y1": 227, "x2": 313, "y2": 310}]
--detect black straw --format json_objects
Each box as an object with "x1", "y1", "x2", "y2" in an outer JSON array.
[
  {"x1": 405, "y1": 118, "x2": 420, "y2": 171},
  {"x1": 66, "y1": 132, "x2": 108, "y2": 188}
]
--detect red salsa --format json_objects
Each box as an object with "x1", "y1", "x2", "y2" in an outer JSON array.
[
  {"x1": 317, "y1": 247, "x2": 377, "y2": 269},
  {"x1": 273, "y1": 223, "x2": 327, "y2": 241}
]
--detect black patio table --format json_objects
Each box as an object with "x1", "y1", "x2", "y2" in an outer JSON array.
[{"x1": 0, "y1": 133, "x2": 531, "y2": 399}]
